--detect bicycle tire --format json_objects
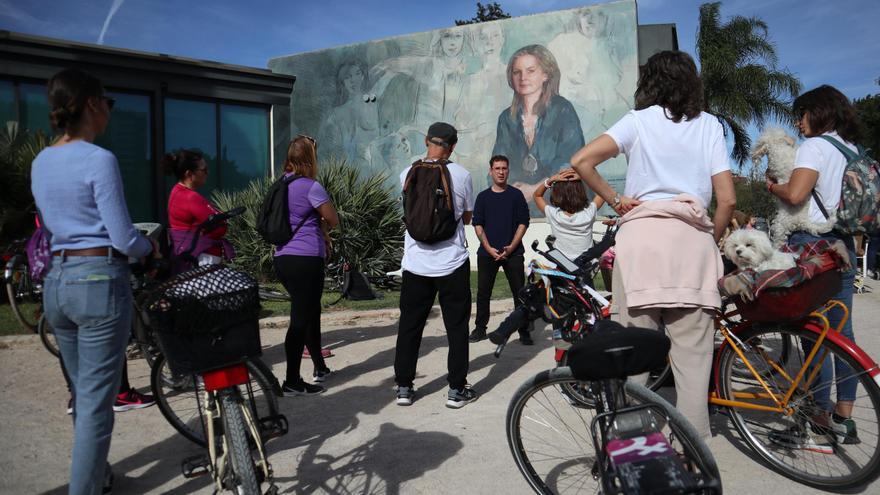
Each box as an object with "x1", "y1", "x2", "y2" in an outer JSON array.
[
  {"x1": 220, "y1": 391, "x2": 260, "y2": 494},
  {"x1": 718, "y1": 322, "x2": 880, "y2": 490},
  {"x1": 5, "y1": 255, "x2": 40, "y2": 332},
  {"x1": 37, "y1": 315, "x2": 60, "y2": 358},
  {"x1": 151, "y1": 356, "x2": 279, "y2": 447},
  {"x1": 506, "y1": 367, "x2": 720, "y2": 494}
]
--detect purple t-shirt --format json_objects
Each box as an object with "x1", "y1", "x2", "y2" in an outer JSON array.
[{"x1": 274, "y1": 175, "x2": 329, "y2": 258}]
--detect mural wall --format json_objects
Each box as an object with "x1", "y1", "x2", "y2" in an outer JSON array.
[{"x1": 268, "y1": 0, "x2": 638, "y2": 211}]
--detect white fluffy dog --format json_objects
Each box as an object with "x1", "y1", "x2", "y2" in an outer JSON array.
[
  {"x1": 723, "y1": 228, "x2": 797, "y2": 272},
  {"x1": 752, "y1": 127, "x2": 835, "y2": 246}
]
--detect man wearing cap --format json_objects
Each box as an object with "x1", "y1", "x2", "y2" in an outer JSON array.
[
  {"x1": 393, "y1": 122, "x2": 478, "y2": 409},
  {"x1": 469, "y1": 154, "x2": 532, "y2": 345}
]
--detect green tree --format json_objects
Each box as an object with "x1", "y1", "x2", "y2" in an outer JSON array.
[
  {"x1": 697, "y1": 2, "x2": 801, "y2": 167},
  {"x1": 854, "y1": 91, "x2": 880, "y2": 159},
  {"x1": 0, "y1": 123, "x2": 52, "y2": 241},
  {"x1": 455, "y1": 2, "x2": 511, "y2": 25}
]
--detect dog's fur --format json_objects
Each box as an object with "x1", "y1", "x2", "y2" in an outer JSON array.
[
  {"x1": 752, "y1": 127, "x2": 835, "y2": 245},
  {"x1": 723, "y1": 228, "x2": 797, "y2": 272}
]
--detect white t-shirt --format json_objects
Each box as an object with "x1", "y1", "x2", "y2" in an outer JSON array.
[
  {"x1": 605, "y1": 105, "x2": 730, "y2": 209},
  {"x1": 544, "y1": 204, "x2": 598, "y2": 261},
  {"x1": 794, "y1": 131, "x2": 857, "y2": 225},
  {"x1": 399, "y1": 160, "x2": 474, "y2": 277}
]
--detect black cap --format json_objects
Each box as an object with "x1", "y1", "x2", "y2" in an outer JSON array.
[{"x1": 426, "y1": 122, "x2": 458, "y2": 148}]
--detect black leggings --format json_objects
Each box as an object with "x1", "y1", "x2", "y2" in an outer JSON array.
[{"x1": 274, "y1": 255, "x2": 327, "y2": 385}]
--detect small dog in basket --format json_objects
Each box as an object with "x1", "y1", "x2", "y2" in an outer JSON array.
[
  {"x1": 723, "y1": 229, "x2": 797, "y2": 272},
  {"x1": 752, "y1": 127, "x2": 835, "y2": 246}
]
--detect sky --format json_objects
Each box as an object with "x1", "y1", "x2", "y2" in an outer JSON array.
[{"x1": 2, "y1": 0, "x2": 878, "y2": 155}]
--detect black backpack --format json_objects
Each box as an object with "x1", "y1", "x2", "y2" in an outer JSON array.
[
  {"x1": 401, "y1": 159, "x2": 458, "y2": 243},
  {"x1": 256, "y1": 174, "x2": 309, "y2": 246}
]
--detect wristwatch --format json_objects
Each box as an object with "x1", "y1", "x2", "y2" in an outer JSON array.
[{"x1": 612, "y1": 194, "x2": 621, "y2": 208}]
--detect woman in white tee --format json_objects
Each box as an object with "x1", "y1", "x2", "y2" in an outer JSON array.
[
  {"x1": 570, "y1": 51, "x2": 736, "y2": 439},
  {"x1": 766, "y1": 85, "x2": 862, "y2": 448}
]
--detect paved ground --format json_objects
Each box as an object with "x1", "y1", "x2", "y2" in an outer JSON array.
[{"x1": 2, "y1": 284, "x2": 880, "y2": 494}]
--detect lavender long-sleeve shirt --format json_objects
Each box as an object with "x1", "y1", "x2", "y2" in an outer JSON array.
[{"x1": 31, "y1": 141, "x2": 152, "y2": 257}]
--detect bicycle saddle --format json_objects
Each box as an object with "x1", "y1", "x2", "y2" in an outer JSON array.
[{"x1": 567, "y1": 319, "x2": 670, "y2": 381}]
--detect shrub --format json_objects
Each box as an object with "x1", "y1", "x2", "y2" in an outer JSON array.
[
  {"x1": 211, "y1": 156, "x2": 404, "y2": 283},
  {"x1": 0, "y1": 123, "x2": 52, "y2": 241}
]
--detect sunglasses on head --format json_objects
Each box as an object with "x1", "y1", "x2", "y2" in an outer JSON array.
[{"x1": 297, "y1": 134, "x2": 318, "y2": 150}]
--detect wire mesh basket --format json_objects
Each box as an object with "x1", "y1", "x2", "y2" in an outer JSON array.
[{"x1": 146, "y1": 264, "x2": 262, "y2": 374}]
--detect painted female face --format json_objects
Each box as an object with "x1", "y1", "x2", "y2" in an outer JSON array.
[
  {"x1": 578, "y1": 11, "x2": 605, "y2": 38},
  {"x1": 342, "y1": 65, "x2": 364, "y2": 95},
  {"x1": 440, "y1": 31, "x2": 464, "y2": 57},
  {"x1": 477, "y1": 25, "x2": 504, "y2": 57},
  {"x1": 511, "y1": 54, "x2": 548, "y2": 98}
]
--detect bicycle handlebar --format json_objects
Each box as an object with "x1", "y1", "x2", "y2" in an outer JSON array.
[{"x1": 180, "y1": 207, "x2": 245, "y2": 262}]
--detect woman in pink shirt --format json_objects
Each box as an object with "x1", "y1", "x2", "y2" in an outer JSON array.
[{"x1": 163, "y1": 149, "x2": 232, "y2": 270}]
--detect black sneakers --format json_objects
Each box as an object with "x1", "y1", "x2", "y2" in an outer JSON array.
[
  {"x1": 468, "y1": 328, "x2": 487, "y2": 342},
  {"x1": 446, "y1": 386, "x2": 478, "y2": 409},
  {"x1": 281, "y1": 380, "x2": 325, "y2": 397}
]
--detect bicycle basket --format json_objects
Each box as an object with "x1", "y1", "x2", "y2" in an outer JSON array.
[
  {"x1": 146, "y1": 264, "x2": 262, "y2": 374},
  {"x1": 734, "y1": 269, "x2": 842, "y2": 323}
]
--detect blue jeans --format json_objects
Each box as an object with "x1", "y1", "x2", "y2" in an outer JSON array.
[
  {"x1": 788, "y1": 231, "x2": 857, "y2": 412},
  {"x1": 43, "y1": 254, "x2": 132, "y2": 495}
]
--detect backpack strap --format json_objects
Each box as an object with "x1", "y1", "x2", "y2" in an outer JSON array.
[
  {"x1": 810, "y1": 190, "x2": 831, "y2": 220},
  {"x1": 818, "y1": 135, "x2": 859, "y2": 161}
]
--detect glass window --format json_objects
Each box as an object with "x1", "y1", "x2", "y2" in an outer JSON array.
[
  {"x1": 95, "y1": 92, "x2": 153, "y2": 222},
  {"x1": 165, "y1": 98, "x2": 218, "y2": 197},
  {"x1": 220, "y1": 104, "x2": 269, "y2": 191},
  {"x1": 18, "y1": 83, "x2": 51, "y2": 135},
  {"x1": 0, "y1": 80, "x2": 15, "y2": 129}
]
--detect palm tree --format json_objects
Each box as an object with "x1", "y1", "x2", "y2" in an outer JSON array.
[{"x1": 697, "y1": 2, "x2": 801, "y2": 167}]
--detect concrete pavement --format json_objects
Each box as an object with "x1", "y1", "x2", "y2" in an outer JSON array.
[{"x1": 2, "y1": 284, "x2": 880, "y2": 494}]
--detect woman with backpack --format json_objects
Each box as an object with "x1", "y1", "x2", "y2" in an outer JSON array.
[
  {"x1": 766, "y1": 85, "x2": 863, "y2": 449},
  {"x1": 274, "y1": 135, "x2": 339, "y2": 396},
  {"x1": 31, "y1": 68, "x2": 158, "y2": 495}
]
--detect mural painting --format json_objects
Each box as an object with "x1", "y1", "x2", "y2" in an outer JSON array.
[{"x1": 268, "y1": 0, "x2": 638, "y2": 214}]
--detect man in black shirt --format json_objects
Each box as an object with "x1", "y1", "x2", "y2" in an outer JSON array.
[{"x1": 469, "y1": 155, "x2": 532, "y2": 344}]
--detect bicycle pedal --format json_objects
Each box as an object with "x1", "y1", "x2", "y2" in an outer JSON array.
[
  {"x1": 264, "y1": 484, "x2": 279, "y2": 495},
  {"x1": 181, "y1": 454, "x2": 211, "y2": 478},
  {"x1": 259, "y1": 414, "x2": 289, "y2": 440}
]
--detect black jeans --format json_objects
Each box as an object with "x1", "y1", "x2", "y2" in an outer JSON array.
[
  {"x1": 274, "y1": 255, "x2": 327, "y2": 385},
  {"x1": 475, "y1": 254, "x2": 528, "y2": 336},
  {"x1": 394, "y1": 260, "x2": 471, "y2": 390}
]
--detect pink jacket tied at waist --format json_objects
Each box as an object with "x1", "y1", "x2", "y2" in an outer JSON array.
[{"x1": 615, "y1": 194, "x2": 723, "y2": 310}]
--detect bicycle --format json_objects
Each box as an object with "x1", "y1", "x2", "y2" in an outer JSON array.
[
  {"x1": 502, "y1": 317, "x2": 722, "y2": 493},
  {"x1": 3, "y1": 238, "x2": 42, "y2": 332},
  {"x1": 147, "y1": 209, "x2": 286, "y2": 494}
]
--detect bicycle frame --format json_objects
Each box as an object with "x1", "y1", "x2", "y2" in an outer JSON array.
[
  {"x1": 201, "y1": 364, "x2": 275, "y2": 493},
  {"x1": 709, "y1": 300, "x2": 880, "y2": 413}
]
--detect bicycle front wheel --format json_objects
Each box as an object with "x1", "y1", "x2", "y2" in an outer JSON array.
[
  {"x1": 151, "y1": 356, "x2": 279, "y2": 447},
  {"x1": 718, "y1": 323, "x2": 880, "y2": 490},
  {"x1": 5, "y1": 254, "x2": 40, "y2": 332},
  {"x1": 507, "y1": 367, "x2": 720, "y2": 494},
  {"x1": 220, "y1": 391, "x2": 260, "y2": 494}
]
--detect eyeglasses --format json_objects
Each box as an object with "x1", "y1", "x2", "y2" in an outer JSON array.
[
  {"x1": 101, "y1": 96, "x2": 116, "y2": 111},
  {"x1": 297, "y1": 134, "x2": 318, "y2": 150},
  {"x1": 195, "y1": 166, "x2": 208, "y2": 174}
]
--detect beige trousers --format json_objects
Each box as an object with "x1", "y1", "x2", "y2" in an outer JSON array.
[{"x1": 612, "y1": 265, "x2": 715, "y2": 439}]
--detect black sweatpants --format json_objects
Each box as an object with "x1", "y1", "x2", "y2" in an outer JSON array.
[
  {"x1": 274, "y1": 255, "x2": 327, "y2": 385},
  {"x1": 394, "y1": 260, "x2": 471, "y2": 390}
]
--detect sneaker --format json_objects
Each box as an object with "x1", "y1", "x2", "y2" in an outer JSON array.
[
  {"x1": 831, "y1": 415, "x2": 861, "y2": 445},
  {"x1": 67, "y1": 396, "x2": 74, "y2": 415},
  {"x1": 446, "y1": 386, "x2": 478, "y2": 409},
  {"x1": 396, "y1": 386, "x2": 415, "y2": 406},
  {"x1": 468, "y1": 328, "x2": 487, "y2": 343},
  {"x1": 281, "y1": 380, "x2": 325, "y2": 397},
  {"x1": 313, "y1": 368, "x2": 332, "y2": 383},
  {"x1": 302, "y1": 347, "x2": 333, "y2": 359},
  {"x1": 768, "y1": 426, "x2": 834, "y2": 454},
  {"x1": 113, "y1": 389, "x2": 155, "y2": 412}
]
